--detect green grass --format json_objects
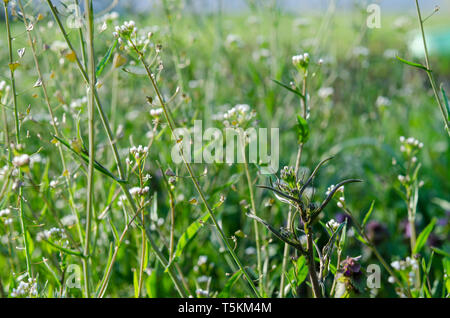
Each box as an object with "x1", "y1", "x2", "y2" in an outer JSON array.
[{"x1": 0, "y1": 1, "x2": 449, "y2": 298}]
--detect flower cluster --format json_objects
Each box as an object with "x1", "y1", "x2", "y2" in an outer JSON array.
[
  {"x1": 0, "y1": 208, "x2": 13, "y2": 225},
  {"x1": 149, "y1": 107, "x2": 163, "y2": 117},
  {"x1": 12, "y1": 154, "x2": 30, "y2": 168},
  {"x1": 340, "y1": 256, "x2": 362, "y2": 277},
  {"x1": 129, "y1": 186, "x2": 150, "y2": 196},
  {"x1": 36, "y1": 227, "x2": 66, "y2": 242},
  {"x1": 280, "y1": 166, "x2": 296, "y2": 186},
  {"x1": 218, "y1": 104, "x2": 257, "y2": 128},
  {"x1": 397, "y1": 136, "x2": 424, "y2": 187},
  {"x1": 326, "y1": 219, "x2": 341, "y2": 231},
  {"x1": 326, "y1": 184, "x2": 345, "y2": 208},
  {"x1": 10, "y1": 277, "x2": 37, "y2": 298},
  {"x1": 129, "y1": 145, "x2": 149, "y2": 160},
  {"x1": 113, "y1": 20, "x2": 138, "y2": 40},
  {"x1": 292, "y1": 52, "x2": 310, "y2": 69},
  {"x1": 399, "y1": 136, "x2": 423, "y2": 154},
  {"x1": 388, "y1": 257, "x2": 419, "y2": 285}
]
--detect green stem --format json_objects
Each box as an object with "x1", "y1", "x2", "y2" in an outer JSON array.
[
  {"x1": 82, "y1": 0, "x2": 96, "y2": 298},
  {"x1": 131, "y1": 40, "x2": 260, "y2": 298},
  {"x1": 240, "y1": 134, "x2": 263, "y2": 295},
  {"x1": 4, "y1": 1, "x2": 32, "y2": 279},
  {"x1": 17, "y1": 0, "x2": 84, "y2": 246},
  {"x1": 414, "y1": 0, "x2": 450, "y2": 136}
]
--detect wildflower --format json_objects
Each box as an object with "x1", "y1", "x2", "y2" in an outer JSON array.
[
  {"x1": 61, "y1": 214, "x2": 77, "y2": 227},
  {"x1": 0, "y1": 208, "x2": 10, "y2": 217},
  {"x1": 129, "y1": 186, "x2": 150, "y2": 196},
  {"x1": 12, "y1": 154, "x2": 30, "y2": 167},
  {"x1": 327, "y1": 219, "x2": 340, "y2": 231},
  {"x1": 376, "y1": 96, "x2": 391, "y2": 107},
  {"x1": 217, "y1": 104, "x2": 257, "y2": 128},
  {"x1": 10, "y1": 277, "x2": 37, "y2": 298},
  {"x1": 197, "y1": 255, "x2": 208, "y2": 266},
  {"x1": 318, "y1": 87, "x2": 334, "y2": 99},
  {"x1": 292, "y1": 52, "x2": 310, "y2": 69},
  {"x1": 366, "y1": 220, "x2": 389, "y2": 244},
  {"x1": 150, "y1": 108, "x2": 163, "y2": 117},
  {"x1": 340, "y1": 256, "x2": 362, "y2": 277},
  {"x1": 36, "y1": 227, "x2": 66, "y2": 242}
]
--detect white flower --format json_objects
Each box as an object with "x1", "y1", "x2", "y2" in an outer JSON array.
[
  {"x1": 0, "y1": 208, "x2": 11, "y2": 217},
  {"x1": 327, "y1": 219, "x2": 340, "y2": 231},
  {"x1": 197, "y1": 255, "x2": 208, "y2": 266},
  {"x1": 318, "y1": 87, "x2": 334, "y2": 99},
  {"x1": 376, "y1": 96, "x2": 391, "y2": 107},
  {"x1": 50, "y1": 180, "x2": 58, "y2": 188},
  {"x1": 150, "y1": 108, "x2": 163, "y2": 116},
  {"x1": 391, "y1": 260, "x2": 401, "y2": 270},
  {"x1": 12, "y1": 154, "x2": 30, "y2": 167}
]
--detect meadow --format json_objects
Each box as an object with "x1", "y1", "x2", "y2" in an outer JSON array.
[{"x1": 0, "y1": 0, "x2": 449, "y2": 298}]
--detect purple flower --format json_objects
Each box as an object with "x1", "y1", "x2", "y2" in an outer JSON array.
[
  {"x1": 341, "y1": 256, "x2": 361, "y2": 277},
  {"x1": 335, "y1": 212, "x2": 352, "y2": 226},
  {"x1": 366, "y1": 220, "x2": 389, "y2": 244},
  {"x1": 427, "y1": 233, "x2": 443, "y2": 248}
]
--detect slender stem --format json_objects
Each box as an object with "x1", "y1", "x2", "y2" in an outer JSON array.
[
  {"x1": 414, "y1": 0, "x2": 450, "y2": 136},
  {"x1": 240, "y1": 134, "x2": 263, "y2": 295},
  {"x1": 46, "y1": 1, "x2": 188, "y2": 295},
  {"x1": 17, "y1": 0, "x2": 84, "y2": 245},
  {"x1": 305, "y1": 224, "x2": 322, "y2": 298},
  {"x1": 279, "y1": 75, "x2": 307, "y2": 297},
  {"x1": 130, "y1": 40, "x2": 260, "y2": 298},
  {"x1": 4, "y1": 1, "x2": 32, "y2": 279},
  {"x1": 82, "y1": 0, "x2": 96, "y2": 298}
]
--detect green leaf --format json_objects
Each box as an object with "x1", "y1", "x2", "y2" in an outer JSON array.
[
  {"x1": 166, "y1": 213, "x2": 211, "y2": 271},
  {"x1": 296, "y1": 115, "x2": 309, "y2": 144},
  {"x1": 53, "y1": 135, "x2": 127, "y2": 184},
  {"x1": 96, "y1": 40, "x2": 118, "y2": 77},
  {"x1": 272, "y1": 79, "x2": 304, "y2": 99},
  {"x1": 362, "y1": 201, "x2": 375, "y2": 228},
  {"x1": 413, "y1": 218, "x2": 436, "y2": 254},
  {"x1": 218, "y1": 269, "x2": 243, "y2": 297},
  {"x1": 431, "y1": 247, "x2": 450, "y2": 258},
  {"x1": 441, "y1": 84, "x2": 450, "y2": 121},
  {"x1": 396, "y1": 55, "x2": 429, "y2": 72}
]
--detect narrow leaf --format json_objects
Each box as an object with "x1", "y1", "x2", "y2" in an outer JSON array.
[
  {"x1": 362, "y1": 201, "x2": 375, "y2": 228},
  {"x1": 272, "y1": 79, "x2": 305, "y2": 99},
  {"x1": 218, "y1": 270, "x2": 243, "y2": 297},
  {"x1": 396, "y1": 55, "x2": 429, "y2": 71},
  {"x1": 96, "y1": 39, "x2": 118, "y2": 77},
  {"x1": 413, "y1": 218, "x2": 437, "y2": 254},
  {"x1": 166, "y1": 213, "x2": 211, "y2": 270},
  {"x1": 441, "y1": 84, "x2": 450, "y2": 121}
]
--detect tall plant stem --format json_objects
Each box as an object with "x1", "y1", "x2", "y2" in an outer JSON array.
[
  {"x1": 17, "y1": 0, "x2": 84, "y2": 246},
  {"x1": 45, "y1": 0, "x2": 188, "y2": 297},
  {"x1": 279, "y1": 75, "x2": 307, "y2": 297},
  {"x1": 130, "y1": 40, "x2": 260, "y2": 298},
  {"x1": 414, "y1": 0, "x2": 450, "y2": 136},
  {"x1": 82, "y1": 0, "x2": 96, "y2": 298},
  {"x1": 240, "y1": 135, "x2": 263, "y2": 295},
  {"x1": 4, "y1": 1, "x2": 32, "y2": 278},
  {"x1": 305, "y1": 224, "x2": 322, "y2": 298}
]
